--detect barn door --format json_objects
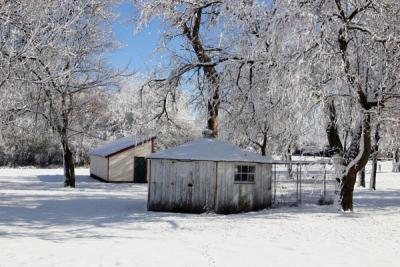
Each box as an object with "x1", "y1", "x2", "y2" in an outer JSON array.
[{"x1": 134, "y1": 157, "x2": 147, "y2": 183}]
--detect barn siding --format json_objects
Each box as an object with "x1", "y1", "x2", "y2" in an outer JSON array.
[
  {"x1": 108, "y1": 141, "x2": 152, "y2": 182},
  {"x1": 148, "y1": 159, "x2": 272, "y2": 214},
  {"x1": 90, "y1": 155, "x2": 108, "y2": 180},
  {"x1": 148, "y1": 159, "x2": 216, "y2": 213},
  {"x1": 215, "y1": 162, "x2": 272, "y2": 214}
]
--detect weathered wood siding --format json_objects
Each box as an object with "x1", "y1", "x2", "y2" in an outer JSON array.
[
  {"x1": 148, "y1": 159, "x2": 216, "y2": 213},
  {"x1": 90, "y1": 155, "x2": 108, "y2": 180},
  {"x1": 215, "y1": 162, "x2": 272, "y2": 214},
  {"x1": 108, "y1": 141, "x2": 152, "y2": 182}
]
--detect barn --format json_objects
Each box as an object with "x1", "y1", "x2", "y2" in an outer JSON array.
[
  {"x1": 90, "y1": 135, "x2": 155, "y2": 183},
  {"x1": 147, "y1": 137, "x2": 272, "y2": 214}
]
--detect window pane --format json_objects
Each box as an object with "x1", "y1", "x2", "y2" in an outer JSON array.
[
  {"x1": 248, "y1": 166, "x2": 255, "y2": 174},
  {"x1": 241, "y1": 173, "x2": 248, "y2": 181},
  {"x1": 248, "y1": 174, "x2": 255, "y2": 182},
  {"x1": 235, "y1": 173, "x2": 241, "y2": 181},
  {"x1": 242, "y1": 165, "x2": 248, "y2": 173},
  {"x1": 235, "y1": 165, "x2": 241, "y2": 173}
]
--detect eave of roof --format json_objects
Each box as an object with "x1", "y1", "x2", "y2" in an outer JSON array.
[
  {"x1": 147, "y1": 138, "x2": 270, "y2": 163},
  {"x1": 148, "y1": 138, "x2": 332, "y2": 165}
]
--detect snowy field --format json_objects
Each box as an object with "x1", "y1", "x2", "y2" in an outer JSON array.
[{"x1": 1, "y1": 165, "x2": 399, "y2": 267}]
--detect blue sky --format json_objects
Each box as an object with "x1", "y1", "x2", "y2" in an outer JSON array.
[
  {"x1": 106, "y1": 1, "x2": 161, "y2": 73},
  {"x1": 107, "y1": 1, "x2": 274, "y2": 73}
]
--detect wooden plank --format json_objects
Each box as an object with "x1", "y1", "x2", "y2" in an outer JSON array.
[
  {"x1": 159, "y1": 160, "x2": 166, "y2": 207},
  {"x1": 148, "y1": 159, "x2": 159, "y2": 210},
  {"x1": 216, "y1": 162, "x2": 227, "y2": 213},
  {"x1": 163, "y1": 160, "x2": 172, "y2": 209},
  {"x1": 227, "y1": 162, "x2": 236, "y2": 210},
  {"x1": 207, "y1": 161, "x2": 216, "y2": 210},
  {"x1": 255, "y1": 163, "x2": 263, "y2": 206},
  {"x1": 177, "y1": 161, "x2": 190, "y2": 211},
  {"x1": 214, "y1": 162, "x2": 221, "y2": 212},
  {"x1": 192, "y1": 161, "x2": 200, "y2": 210},
  {"x1": 169, "y1": 160, "x2": 177, "y2": 210},
  {"x1": 266, "y1": 164, "x2": 273, "y2": 205},
  {"x1": 176, "y1": 161, "x2": 184, "y2": 210},
  {"x1": 147, "y1": 160, "x2": 153, "y2": 209},
  {"x1": 193, "y1": 161, "x2": 203, "y2": 210}
]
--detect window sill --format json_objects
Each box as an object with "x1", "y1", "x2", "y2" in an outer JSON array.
[{"x1": 234, "y1": 181, "x2": 256, "y2": 185}]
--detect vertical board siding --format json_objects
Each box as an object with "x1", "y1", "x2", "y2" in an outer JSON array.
[
  {"x1": 216, "y1": 162, "x2": 272, "y2": 214},
  {"x1": 148, "y1": 159, "x2": 272, "y2": 214},
  {"x1": 148, "y1": 159, "x2": 216, "y2": 213}
]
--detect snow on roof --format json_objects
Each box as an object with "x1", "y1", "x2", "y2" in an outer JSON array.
[
  {"x1": 90, "y1": 135, "x2": 154, "y2": 157},
  {"x1": 148, "y1": 138, "x2": 271, "y2": 163}
]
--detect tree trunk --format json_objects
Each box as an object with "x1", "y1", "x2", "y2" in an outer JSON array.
[
  {"x1": 61, "y1": 130, "x2": 75, "y2": 188},
  {"x1": 207, "y1": 104, "x2": 219, "y2": 138},
  {"x1": 183, "y1": 9, "x2": 220, "y2": 137},
  {"x1": 358, "y1": 167, "x2": 365, "y2": 187},
  {"x1": 369, "y1": 156, "x2": 377, "y2": 190},
  {"x1": 261, "y1": 144, "x2": 266, "y2": 157},
  {"x1": 341, "y1": 169, "x2": 357, "y2": 211},
  {"x1": 393, "y1": 149, "x2": 400, "y2": 173},
  {"x1": 260, "y1": 132, "x2": 267, "y2": 156},
  {"x1": 325, "y1": 98, "x2": 372, "y2": 210},
  {"x1": 339, "y1": 114, "x2": 371, "y2": 211}
]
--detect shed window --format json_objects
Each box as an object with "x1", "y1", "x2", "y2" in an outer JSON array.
[{"x1": 234, "y1": 165, "x2": 255, "y2": 182}]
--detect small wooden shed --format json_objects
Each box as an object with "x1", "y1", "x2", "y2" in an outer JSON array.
[
  {"x1": 147, "y1": 138, "x2": 272, "y2": 214},
  {"x1": 90, "y1": 135, "x2": 155, "y2": 183}
]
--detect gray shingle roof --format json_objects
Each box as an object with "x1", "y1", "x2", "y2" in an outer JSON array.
[{"x1": 148, "y1": 138, "x2": 271, "y2": 163}]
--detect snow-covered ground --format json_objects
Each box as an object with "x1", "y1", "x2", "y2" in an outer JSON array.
[{"x1": 0, "y1": 165, "x2": 399, "y2": 267}]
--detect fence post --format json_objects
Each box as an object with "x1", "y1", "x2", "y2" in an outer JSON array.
[
  {"x1": 296, "y1": 164, "x2": 299, "y2": 203},
  {"x1": 299, "y1": 164, "x2": 302, "y2": 203},
  {"x1": 273, "y1": 164, "x2": 276, "y2": 204},
  {"x1": 323, "y1": 164, "x2": 327, "y2": 199}
]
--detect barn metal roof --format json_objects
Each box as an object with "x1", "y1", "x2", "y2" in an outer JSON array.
[
  {"x1": 90, "y1": 135, "x2": 154, "y2": 157},
  {"x1": 147, "y1": 138, "x2": 272, "y2": 163}
]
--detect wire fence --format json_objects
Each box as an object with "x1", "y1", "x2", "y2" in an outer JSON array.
[{"x1": 271, "y1": 161, "x2": 338, "y2": 206}]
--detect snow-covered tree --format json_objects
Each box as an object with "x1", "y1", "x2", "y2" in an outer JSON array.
[
  {"x1": 105, "y1": 76, "x2": 196, "y2": 148},
  {"x1": 295, "y1": 0, "x2": 400, "y2": 210},
  {"x1": 380, "y1": 122, "x2": 400, "y2": 173},
  {"x1": 0, "y1": 0, "x2": 121, "y2": 187},
  {"x1": 217, "y1": 1, "x2": 318, "y2": 159},
  {"x1": 132, "y1": 0, "x2": 279, "y2": 138}
]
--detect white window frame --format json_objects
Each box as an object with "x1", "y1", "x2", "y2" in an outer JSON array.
[{"x1": 234, "y1": 164, "x2": 256, "y2": 183}]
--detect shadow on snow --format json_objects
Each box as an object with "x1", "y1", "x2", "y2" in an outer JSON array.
[{"x1": 0, "y1": 173, "x2": 399, "y2": 241}]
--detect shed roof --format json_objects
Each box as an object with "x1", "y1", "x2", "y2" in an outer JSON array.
[
  {"x1": 148, "y1": 138, "x2": 271, "y2": 163},
  {"x1": 90, "y1": 135, "x2": 154, "y2": 157}
]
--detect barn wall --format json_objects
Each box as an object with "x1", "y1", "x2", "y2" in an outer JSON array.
[
  {"x1": 148, "y1": 159, "x2": 216, "y2": 213},
  {"x1": 108, "y1": 141, "x2": 153, "y2": 182},
  {"x1": 215, "y1": 162, "x2": 272, "y2": 214},
  {"x1": 90, "y1": 155, "x2": 108, "y2": 180}
]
